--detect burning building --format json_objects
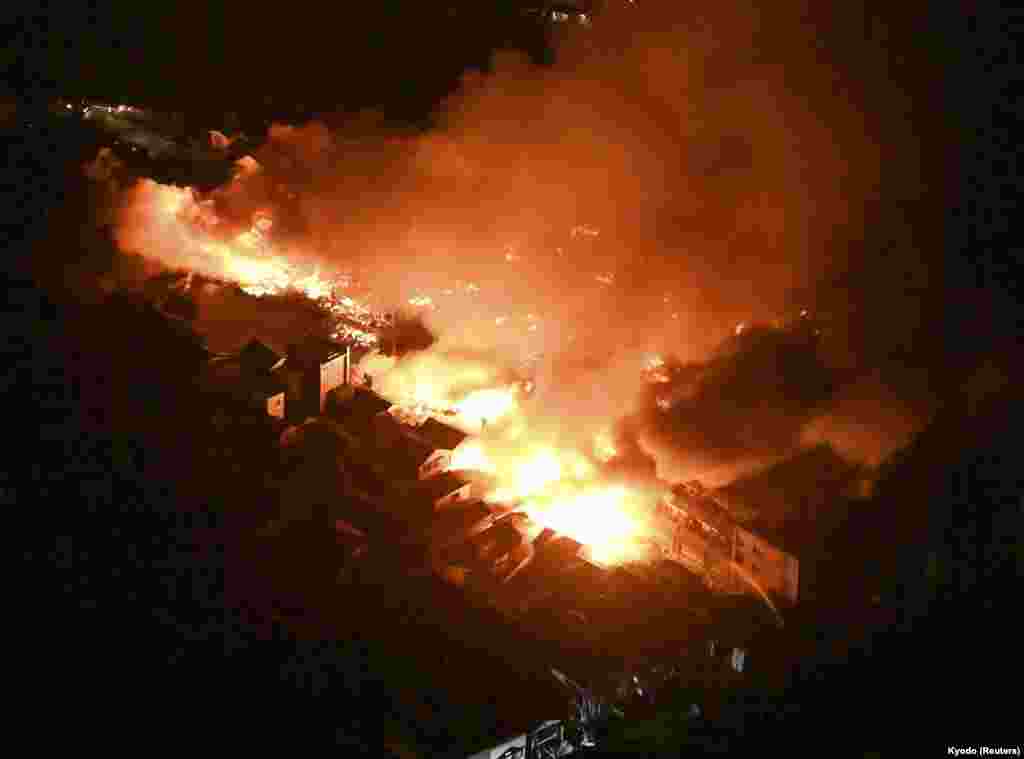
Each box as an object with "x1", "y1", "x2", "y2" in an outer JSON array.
[
  {"x1": 280, "y1": 336, "x2": 366, "y2": 422},
  {"x1": 327, "y1": 386, "x2": 393, "y2": 427},
  {"x1": 80, "y1": 0, "x2": 916, "y2": 679},
  {"x1": 198, "y1": 338, "x2": 287, "y2": 422},
  {"x1": 413, "y1": 470, "x2": 477, "y2": 511},
  {"x1": 656, "y1": 481, "x2": 800, "y2": 608}
]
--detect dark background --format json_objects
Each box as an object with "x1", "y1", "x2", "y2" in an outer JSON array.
[{"x1": 4, "y1": 1, "x2": 1019, "y2": 753}]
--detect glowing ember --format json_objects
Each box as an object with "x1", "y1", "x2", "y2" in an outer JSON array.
[
  {"x1": 570, "y1": 224, "x2": 600, "y2": 239},
  {"x1": 408, "y1": 295, "x2": 435, "y2": 309},
  {"x1": 642, "y1": 353, "x2": 672, "y2": 383},
  {"x1": 293, "y1": 271, "x2": 332, "y2": 300},
  {"x1": 593, "y1": 428, "x2": 618, "y2": 463},
  {"x1": 452, "y1": 387, "x2": 518, "y2": 426}
]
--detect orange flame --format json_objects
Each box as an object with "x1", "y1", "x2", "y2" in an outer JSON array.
[
  {"x1": 447, "y1": 425, "x2": 656, "y2": 564},
  {"x1": 365, "y1": 349, "x2": 520, "y2": 434},
  {"x1": 118, "y1": 179, "x2": 383, "y2": 346},
  {"x1": 117, "y1": 176, "x2": 661, "y2": 565}
]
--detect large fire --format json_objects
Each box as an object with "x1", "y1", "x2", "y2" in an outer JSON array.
[
  {"x1": 450, "y1": 433, "x2": 658, "y2": 565},
  {"x1": 118, "y1": 170, "x2": 665, "y2": 567},
  {"x1": 359, "y1": 337, "x2": 662, "y2": 564},
  {"x1": 88, "y1": 0, "x2": 895, "y2": 611},
  {"x1": 364, "y1": 346, "x2": 661, "y2": 563},
  {"x1": 119, "y1": 176, "x2": 387, "y2": 347},
  {"x1": 364, "y1": 348, "x2": 523, "y2": 435}
]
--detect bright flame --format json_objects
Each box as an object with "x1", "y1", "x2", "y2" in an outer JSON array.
[
  {"x1": 593, "y1": 427, "x2": 618, "y2": 463},
  {"x1": 363, "y1": 339, "x2": 660, "y2": 564},
  {"x1": 449, "y1": 440, "x2": 495, "y2": 473},
  {"x1": 522, "y1": 486, "x2": 647, "y2": 565},
  {"x1": 115, "y1": 178, "x2": 662, "y2": 567},
  {"x1": 448, "y1": 427, "x2": 654, "y2": 564},
  {"x1": 453, "y1": 387, "x2": 518, "y2": 425},
  {"x1": 119, "y1": 179, "x2": 387, "y2": 345},
  {"x1": 513, "y1": 447, "x2": 563, "y2": 497},
  {"x1": 368, "y1": 349, "x2": 519, "y2": 433}
]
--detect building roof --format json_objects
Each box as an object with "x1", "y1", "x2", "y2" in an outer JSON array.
[
  {"x1": 469, "y1": 520, "x2": 524, "y2": 557},
  {"x1": 415, "y1": 471, "x2": 472, "y2": 503},
  {"x1": 240, "y1": 338, "x2": 284, "y2": 374},
  {"x1": 336, "y1": 388, "x2": 392, "y2": 423},
  {"x1": 739, "y1": 520, "x2": 810, "y2": 560},
  {"x1": 285, "y1": 419, "x2": 348, "y2": 457},
  {"x1": 198, "y1": 356, "x2": 285, "y2": 401},
  {"x1": 430, "y1": 500, "x2": 493, "y2": 543},
  {"x1": 388, "y1": 432, "x2": 436, "y2": 475},
  {"x1": 408, "y1": 417, "x2": 468, "y2": 452},
  {"x1": 290, "y1": 335, "x2": 347, "y2": 367}
]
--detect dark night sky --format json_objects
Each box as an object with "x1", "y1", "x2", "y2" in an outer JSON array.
[
  {"x1": 4, "y1": 1, "x2": 548, "y2": 123},
  {"x1": 4, "y1": 0, "x2": 1020, "y2": 753}
]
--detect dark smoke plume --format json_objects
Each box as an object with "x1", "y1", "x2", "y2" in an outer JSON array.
[{"x1": 633, "y1": 321, "x2": 836, "y2": 485}]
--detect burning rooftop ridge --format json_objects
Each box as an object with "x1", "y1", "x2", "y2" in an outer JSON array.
[{"x1": 117, "y1": 178, "x2": 394, "y2": 347}]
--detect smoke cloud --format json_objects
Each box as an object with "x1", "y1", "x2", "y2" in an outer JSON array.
[
  {"x1": 632, "y1": 323, "x2": 835, "y2": 486},
  {"x1": 102, "y1": 1, "x2": 939, "y2": 489},
  {"x1": 197, "y1": 3, "x2": 877, "y2": 349}
]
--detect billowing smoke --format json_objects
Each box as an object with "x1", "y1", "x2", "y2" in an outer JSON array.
[
  {"x1": 633, "y1": 322, "x2": 835, "y2": 486},
  {"x1": 801, "y1": 369, "x2": 929, "y2": 472},
  {"x1": 188, "y1": 3, "x2": 878, "y2": 348},
  {"x1": 99, "y1": 1, "x2": 938, "y2": 492}
]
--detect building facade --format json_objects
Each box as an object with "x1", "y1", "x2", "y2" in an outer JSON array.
[{"x1": 654, "y1": 486, "x2": 800, "y2": 606}]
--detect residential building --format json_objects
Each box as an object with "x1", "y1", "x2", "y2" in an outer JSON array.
[
  {"x1": 197, "y1": 341, "x2": 286, "y2": 422},
  {"x1": 655, "y1": 481, "x2": 801, "y2": 606},
  {"x1": 282, "y1": 336, "x2": 371, "y2": 421}
]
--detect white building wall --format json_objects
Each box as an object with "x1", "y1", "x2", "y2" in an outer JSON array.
[{"x1": 733, "y1": 525, "x2": 799, "y2": 604}]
